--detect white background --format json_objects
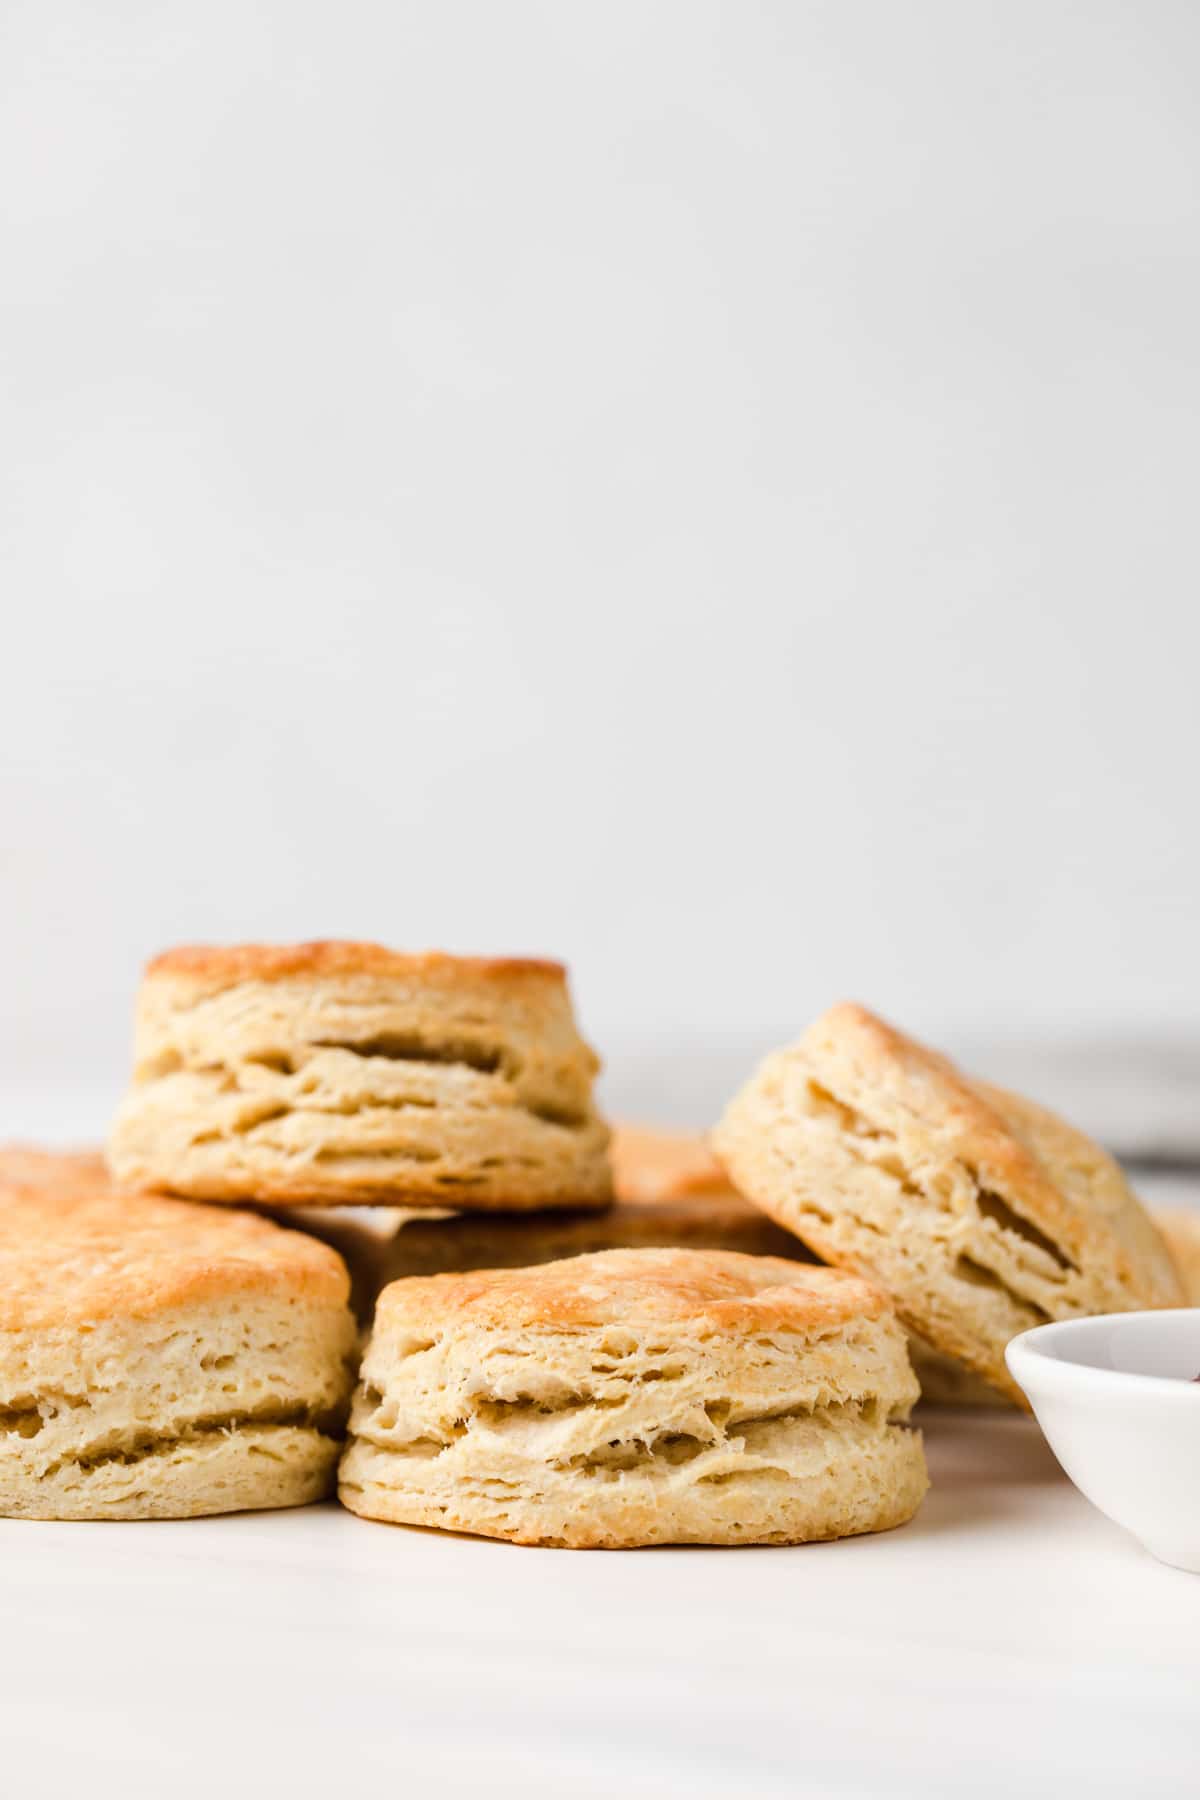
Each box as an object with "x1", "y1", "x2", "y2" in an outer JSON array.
[{"x1": 3, "y1": 2, "x2": 1198, "y2": 1127}]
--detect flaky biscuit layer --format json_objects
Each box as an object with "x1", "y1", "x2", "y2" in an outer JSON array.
[{"x1": 0, "y1": 1425, "x2": 338, "y2": 1521}]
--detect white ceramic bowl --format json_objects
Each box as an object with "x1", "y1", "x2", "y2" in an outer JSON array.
[{"x1": 1007, "y1": 1310, "x2": 1200, "y2": 1572}]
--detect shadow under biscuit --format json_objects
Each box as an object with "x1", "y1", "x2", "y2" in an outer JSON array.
[{"x1": 902, "y1": 1412, "x2": 1068, "y2": 1540}]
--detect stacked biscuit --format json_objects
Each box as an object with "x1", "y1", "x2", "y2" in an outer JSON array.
[
  {"x1": 3, "y1": 941, "x2": 1190, "y2": 1549},
  {"x1": 109, "y1": 943, "x2": 612, "y2": 1211}
]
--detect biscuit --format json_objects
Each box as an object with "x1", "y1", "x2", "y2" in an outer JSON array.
[
  {"x1": 108, "y1": 942, "x2": 611, "y2": 1210},
  {"x1": 0, "y1": 1153, "x2": 358, "y2": 1519},
  {"x1": 338, "y1": 1247, "x2": 928, "y2": 1547},
  {"x1": 1156, "y1": 1209, "x2": 1200, "y2": 1303},
  {"x1": 714, "y1": 1004, "x2": 1183, "y2": 1406}
]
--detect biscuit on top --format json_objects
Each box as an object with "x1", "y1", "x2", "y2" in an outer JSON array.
[{"x1": 108, "y1": 940, "x2": 612, "y2": 1212}]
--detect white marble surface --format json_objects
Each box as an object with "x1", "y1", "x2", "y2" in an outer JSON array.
[{"x1": 3, "y1": 1410, "x2": 1199, "y2": 1799}]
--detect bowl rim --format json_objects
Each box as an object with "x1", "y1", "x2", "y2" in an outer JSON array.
[{"x1": 1006, "y1": 1309, "x2": 1200, "y2": 1402}]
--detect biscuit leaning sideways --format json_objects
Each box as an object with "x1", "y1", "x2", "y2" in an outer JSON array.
[{"x1": 715, "y1": 1004, "x2": 1182, "y2": 1406}]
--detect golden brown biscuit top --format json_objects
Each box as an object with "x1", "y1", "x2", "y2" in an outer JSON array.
[
  {"x1": 144, "y1": 941, "x2": 567, "y2": 992},
  {"x1": 809, "y1": 1003, "x2": 1051, "y2": 1188},
  {"x1": 0, "y1": 1159, "x2": 349, "y2": 1328},
  {"x1": 610, "y1": 1125, "x2": 735, "y2": 1203},
  {"x1": 375, "y1": 1247, "x2": 888, "y2": 1336}
]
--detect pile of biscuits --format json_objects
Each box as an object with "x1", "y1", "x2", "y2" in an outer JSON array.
[{"x1": 2, "y1": 940, "x2": 1195, "y2": 1549}]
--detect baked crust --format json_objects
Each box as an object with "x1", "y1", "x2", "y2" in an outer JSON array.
[
  {"x1": 146, "y1": 941, "x2": 566, "y2": 989},
  {"x1": 369, "y1": 1245, "x2": 890, "y2": 1338},
  {"x1": 0, "y1": 1161, "x2": 349, "y2": 1328}
]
